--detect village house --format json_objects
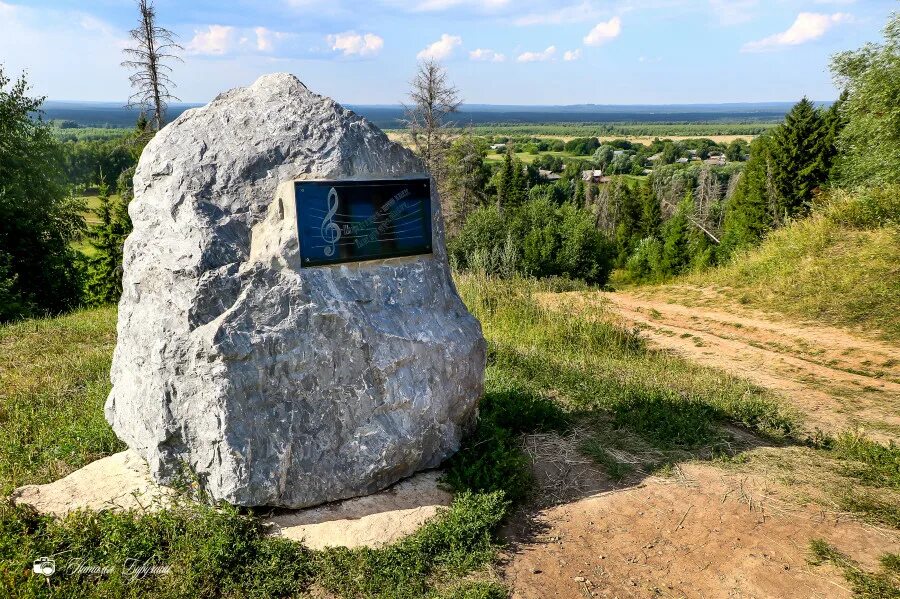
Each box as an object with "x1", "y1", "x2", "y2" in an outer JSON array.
[{"x1": 581, "y1": 169, "x2": 604, "y2": 183}]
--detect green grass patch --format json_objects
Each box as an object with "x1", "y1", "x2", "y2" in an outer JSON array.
[
  {"x1": 457, "y1": 274, "x2": 797, "y2": 451},
  {"x1": 688, "y1": 186, "x2": 900, "y2": 341},
  {"x1": 0, "y1": 307, "x2": 123, "y2": 495},
  {"x1": 808, "y1": 539, "x2": 900, "y2": 598}
]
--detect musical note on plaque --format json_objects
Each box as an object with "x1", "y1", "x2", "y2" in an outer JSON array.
[
  {"x1": 321, "y1": 187, "x2": 342, "y2": 257},
  {"x1": 295, "y1": 178, "x2": 432, "y2": 267}
]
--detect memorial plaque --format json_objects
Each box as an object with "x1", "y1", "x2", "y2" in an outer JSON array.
[{"x1": 295, "y1": 178, "x2": 433, "y2": 267}]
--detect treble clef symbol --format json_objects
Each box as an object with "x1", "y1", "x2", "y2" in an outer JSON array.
[{"x1": 321, "y1": 187, "x2": 342, "y2": 257}]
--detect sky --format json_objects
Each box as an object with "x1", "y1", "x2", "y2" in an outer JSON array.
[{"x1": 0, "y1": 0, "x2": 896, "y2": 105}]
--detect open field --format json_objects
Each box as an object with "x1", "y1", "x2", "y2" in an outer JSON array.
[{"x1": 386, "y1": 130, "x2": 757, "y2": 147}]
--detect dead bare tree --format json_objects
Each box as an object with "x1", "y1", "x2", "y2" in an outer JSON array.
[
  {"x1": 403, "y1": 59, "x2": 461, "y2": 187},
  {"x1": 122, "y1": 0, "x2": 181, "y2": 132}
]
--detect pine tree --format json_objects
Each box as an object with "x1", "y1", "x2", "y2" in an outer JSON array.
[
  {"x1": 639, "y1": 180, "x2": 662, "y2": 238},
  {"x1": 614, "y1": 182, "x2": 642, "y2": 267},
  {"x1": 768, "y1": 98, "x2": 828, "y2": 220},
  {"x1": 84, "y1": 177, "x2": 131, "y2": 305},
  {"x1": 660, "y1": 191, "x2": 694, "y2": 276}
]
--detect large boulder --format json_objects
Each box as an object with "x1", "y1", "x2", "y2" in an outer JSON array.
[{"x1": 105, "y1": 73, "x2": 486, "y2": 508}]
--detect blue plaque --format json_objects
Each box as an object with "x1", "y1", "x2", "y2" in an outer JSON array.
[{"x1": 295, "y1": 178, "x2": 433, "y2": 267}]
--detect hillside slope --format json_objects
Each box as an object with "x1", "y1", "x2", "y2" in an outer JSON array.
[{"x1": 681, "y1": 186, "x2": 900, "y2": 341}]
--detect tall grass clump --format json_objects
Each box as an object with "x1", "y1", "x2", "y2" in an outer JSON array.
[
  {"x1": 0, "y1": 306, "x2": 123, "y2": 495},
  {"x1": 455, "y1": 272, "x2": 797, "y2": 448}
]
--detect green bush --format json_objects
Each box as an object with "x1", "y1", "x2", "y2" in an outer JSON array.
[
  {"x1": 451, "y1": 198, "x2": 615, "y2": 285},
  {"x1": 443, "y1": 387, "x2": 568, "y2": 504}
]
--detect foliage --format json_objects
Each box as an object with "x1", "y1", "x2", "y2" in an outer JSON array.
[
  {"x1": 690, "y1": 185, "x2": 900, "y2": 341},
  {"x1": 0, "y1": 67, "x2": 85, "y2": 322},
  {"x1": 443, "y1": 134, "x2": 490, "y2": 234},
  {"x1": 808, "y1": 540, "x2": 900, "y2": 598},
  {"x1": 720, "y1": 135, "x2": 773, "y2": 253},
  {"x1": 767, "y1": 98, "x2": 833, "y2": 220},
  {"x1": 443, "y1": 387, "x2": 568, "y2": 503},
  {"x1": 83, "y1": 180, "x2": 132, "y2": 306},
  {"x1": 450, "y1": 199, "x2": 614, "y2": 285},
  {"x1": 831, "y1": 12, "x2": 900, "y2": 186}
]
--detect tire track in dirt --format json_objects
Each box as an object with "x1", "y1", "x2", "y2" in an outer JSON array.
[
  {"x1": 503, "y1": 460, "x2": 900, "y2": 599},
  {"x1": 541, "y1": 291, "x2": 900, "y2": 441}
]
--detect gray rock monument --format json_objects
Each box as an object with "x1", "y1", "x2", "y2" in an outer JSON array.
[{"x1": 105, "y1": 73, "x2": 486, "y2": 508}]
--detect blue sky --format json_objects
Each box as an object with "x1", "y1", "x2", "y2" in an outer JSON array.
[{"x1": 0, "y1": 0, "x2": 895, "y2": 105}]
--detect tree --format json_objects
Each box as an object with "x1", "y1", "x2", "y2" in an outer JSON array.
[
  {"x1": 443, "y1": 133, "x2": 489, "y2": 235},
  {"x1": 638, "y1": 180, "x2": 662, "y2": 238},
  {"x1": 404, "y1": 59, "x2": 461, "y2": 191},
  {"x1": 84, "y1": 177, "x2": 132, "y2": 305},
  {"x1": 494, "y1": 145, "x2": 527, "y2": 209},
  {"x1": 0, "y1": 67, "x2": 85, "y2": 321},
  {"x1": 660, "y1": 192, "x2": 694, "y2": 276},
  {"x1": 767, "y1": 98, "x2": 829, "y2": 220},
  {"x1": 720, "y1": 136, "x2": 774, "y2": 254},
  {"x1": 122, "y1": 0, "x2": 182, "y2": 132},
  {"x1": 725, "y1": 139, "x2": 749, "y2": 162},
  {"x1": 830, "y1": 12, "x2": 900, "y2": 185}
]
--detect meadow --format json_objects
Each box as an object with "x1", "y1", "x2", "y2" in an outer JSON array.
[{"x1": 2, "y1": 269, "x2": 898, "y2": 597}]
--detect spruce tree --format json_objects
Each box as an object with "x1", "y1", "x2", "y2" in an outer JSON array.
[
  {"x1": 660, "y1": 192, "x2": 694, "y2": 276},
  {"x1": 84, "y1": 177, "x2": 131, "y2": 305},
  {"x1": 768, "y1": 98, "x2": 828, "y2": 220},
  {"x1": 638, "y1": 180, "x2": 662, "y2": 238},
  {"x1": 720, "y1": 136, "x2": 773, "y2": 254}
]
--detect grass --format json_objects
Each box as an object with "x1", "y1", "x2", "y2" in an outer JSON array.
[
  {"x1": 1, "y1": 272, "x2": 898, "y2": 596},
  {"x1": 687, "y1": 186, "x2": 900, "y2": 341},
  {"x1": 457, "y1": 274, "x2": 798, "y2": 445},
  {"x1": 808, "y1": 539, "x2": 900, "y2": 598},
  {"x1": 0, "y1": 298, "x2": 552, "y2": 597},
  {"x1": 0, "y1": 307, "x2": 123, "y2": 495}
]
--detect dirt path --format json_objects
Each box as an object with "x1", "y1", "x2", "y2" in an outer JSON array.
[
  {"x1": 503, "y1": 457, "x2": 900, "y2": 599},
  {"x1": 540, "y1": 290, "x2": 900, "y2": 441},
  {"x1": 499, "y1": 289, "x2": 900, "y2": 597}
]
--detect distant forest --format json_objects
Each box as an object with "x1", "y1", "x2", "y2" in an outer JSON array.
[{"x1": 40, "y1": 100, "x2": 809, "y2": 130}]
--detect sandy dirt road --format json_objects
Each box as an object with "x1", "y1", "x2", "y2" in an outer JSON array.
[
  {"x1": 499, "y1": 290, "x2": 900, "y2": 598},
  {"x1": 541, "y1": 290, "x2": 900, "y2": 442}
]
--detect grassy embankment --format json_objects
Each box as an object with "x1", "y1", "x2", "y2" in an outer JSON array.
[
  {"x1": 682, "y1": 185, "x2": 900, "y2": 342},
  {"x1": 1, "y1": 268, "x2": 897, "y2": 596}
]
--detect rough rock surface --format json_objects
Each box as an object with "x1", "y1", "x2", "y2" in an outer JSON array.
[
  {"x1": 12, "y1": 452, "x2": 450, "y2": 549},
  {"x1": 105, "y1": 73, "x2": 485, "y2": 508}
]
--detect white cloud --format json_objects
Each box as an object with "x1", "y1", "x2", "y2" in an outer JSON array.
[
  {"x1": 517, "y1": 45, "x2": 556, "y2": 63},
  {"x1": 469, "y1": 48, "x2": 506, "y2": 62},
  {"x1": 709, "y1": 0, "x2": 758, "y2": 26},
  {"x1": 584, "y1": 17, "x2": 621, "y2": 46},
  {"x1": 563, "y1": 49, "x2": 582, "y2": 61},
  {"x1": 417, "y1": 34, "x2": 462, "y2": 60},
  {"x1": 254, "y1": 27, "x2": 276, "y2": 52},
  {"x1": 187, "y1": 25, "x2": 236, "y2": 55},
  {"x1": 514, "y1": 1, "x2": 602, "y2": 26},
  {"x1": 327, "y1": 31, "x2": 384, "y2": 56},
  {"x1": 412, "y1": 0, "x2": 509, "y2": 12},
  {"x1": 742, "y1": 12, "x2": 851, "y2": 53}
]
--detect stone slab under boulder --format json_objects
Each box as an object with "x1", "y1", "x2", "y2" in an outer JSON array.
[
  {"x1": 11, "y1": 451, "x2": 174, "y2": 516},
  {"x1": 104, "y1": 73, "x2": 486, "y2": 509},
  {"x1": 11, "y1": 452, "x2": 451, "y2": 549}
]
